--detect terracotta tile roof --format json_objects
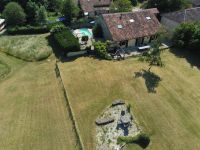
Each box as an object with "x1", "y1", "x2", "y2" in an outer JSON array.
[
  {"x1": 79, "y1": 0, "x2": 112, "y2": 13},
  {"x1": 102, "y1": 9, "x2": 161, "y2": 42},
  {"x1": 162, "y1": 7, "x2": 200, "y2": 23}
]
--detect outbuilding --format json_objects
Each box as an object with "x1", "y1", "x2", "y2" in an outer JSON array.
[{"x1": 161, "y1": 7, "x2": 200, "y2": 32}]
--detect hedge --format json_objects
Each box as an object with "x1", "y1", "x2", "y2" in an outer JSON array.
[
  {"x1": 53, "y1": 28, "x2": 80, "y2": 52},
  {"x1": 7, "y1": 25, "x2": 49, "y2": 35},
  {"x1": 117, "y1": 133, "x2": 150, "y2": 148}
]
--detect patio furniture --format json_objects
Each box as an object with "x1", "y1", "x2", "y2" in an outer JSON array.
[{"x1": 138, "y1": 45, "x2": 151, "y2": 51}]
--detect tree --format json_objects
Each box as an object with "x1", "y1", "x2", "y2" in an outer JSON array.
[
  {"x1": 3, "y1": 2, "x2": 26, "y2": 26},
  {"x1": 139, "y1": 29, "x2": 166, "y2": 71},
  {"x1": 26, "y1": 0, "x2": 39, "y2": 23},
  {"x1": 48, "y1": 0, "x2": 62, "y2": 13},
  {"x1": 131, "y1": 0, "x2": 138, "y2": 6},
  {"x1": 173, "y1": 22, "x2": 200, "y2": 51},
  {"x1": 62, "y1": 0, "x2": 79, "y2": 25},
  {"x1": 110, "y1": 0, "x2": 132, "y2": 13},
  {"x1": 36, "y1": 5, "x2": 47, "y2": 24},
  {"x1": 147, "y1": 0, "x2": 190, "y2": 13}
]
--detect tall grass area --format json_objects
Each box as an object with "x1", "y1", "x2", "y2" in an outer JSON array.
[
  {"x1": 0, "y1": 34, "x2": 52, "y2": 61},
  {"x1": 58, "y1": 49, "x2": 200, "y2": 150}
]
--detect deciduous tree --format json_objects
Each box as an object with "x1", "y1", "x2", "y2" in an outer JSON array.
[
  {"x1": 3, "y1": 2, "x2": 26, "y2": 26},
  {"x1": 110, "y1": 0, "x2": 132, "y2": 13}
]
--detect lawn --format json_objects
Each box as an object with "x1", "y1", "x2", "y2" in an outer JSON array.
[
  {"x1": 0, "y1": 34, "x2": 52, "y2": 61},
  {"x1": 58, "y1": 50, "x2": 200, "y2": 150},
  {"x1": 0, "y1": 59, "x2": 11, "y2": 79},
  {"x1": 0, "y1": 52, "x2": 80, "y2": 150}
]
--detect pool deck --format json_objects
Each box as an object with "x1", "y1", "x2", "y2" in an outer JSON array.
[{"x1": 73, "y1": 28, "x2": 93, "y2": 50}]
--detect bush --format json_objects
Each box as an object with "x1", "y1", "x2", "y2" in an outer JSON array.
[
  {"x1": 47, "y1": 21, "x2": 65, "y2": 30},
  {"x1": 50, "y1": 23, "x2": 66, "y2": 33},
  {"x1": 3, "y1": 2, "x2": 26, "y2": 26},
  {"x1": 93, "y1": 41, "x2": 112, "y2": 60},
  {"x1": 7, "y1": 25, "x2": 49, "y2": 35},
  {"x1": 173, "y1": 22, "x2": 200, "y2": 51},
  {"x1": 53, "y1": 28, "x2": 80, "y2": 53},
  {"x1": 93, "y1": 24, "x2": 103, "y2": 38},
  {"x1": 117, "y1": 133, "x2": 150, "y2": 148}
]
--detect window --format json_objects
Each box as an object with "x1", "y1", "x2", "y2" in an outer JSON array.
[
  {"x1": 117, "y1": 25, "x2": 123, "y2": 29},
  {"x1": 146, "y1": 16, "x2": 151, "y2": 20}
]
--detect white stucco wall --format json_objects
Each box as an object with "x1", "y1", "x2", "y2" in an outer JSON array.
[{"x1": 128, "y1": 39, "x2": 136, "y2": 47}]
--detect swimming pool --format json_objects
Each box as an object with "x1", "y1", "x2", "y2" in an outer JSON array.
[{"x1": 79, "y1": 28, "x2": 92, "y2": 38}]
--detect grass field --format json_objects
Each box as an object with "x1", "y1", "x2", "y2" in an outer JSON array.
[
  {"x1": 0, "y1": 59, "x2": 11, "y2": 79},
  {"x1": 58, "y1": 50, "x2": 200, "y2": 150},
  {"x1": 0, "y1": 34, "x2": 52, "y2": 61},
  {"x1": 0, "y1": 52, "x2": 80, "y2": 150}
]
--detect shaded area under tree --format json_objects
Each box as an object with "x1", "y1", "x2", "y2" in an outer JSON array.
[
  {"x1": 134, "y1": 69, "x2": 161, "y2": 93},
  {"x1": 170, "y1": 48, "x2": 200, "y2": 69}
]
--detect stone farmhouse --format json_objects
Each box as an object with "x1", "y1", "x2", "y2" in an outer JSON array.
[{"x1": 98, "y1": 8, "x2": 161, "y2": 49}]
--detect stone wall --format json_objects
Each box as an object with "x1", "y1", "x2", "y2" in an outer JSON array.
[{"x1": 161, "y1": 17, "x2": 179, "y2": 32}]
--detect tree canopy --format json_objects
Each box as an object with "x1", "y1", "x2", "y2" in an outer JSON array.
[
  {"x1": 173, "y1": 22, "x2": 200, "y2": 51},
  {"x1": 110, "y1": 0, "x2": 132, "y2": 13},
  {"x1": 147, "y1": 0, "x2": 190, "y2": 13},
  {"x1": 62, "y1": 0, "x2": 79, "y2": 24},
  {"x1": 139, "y1": 29, "x2": 166, "y2": 71},
  {"x1": 3, "y1": 2, "x2": 26, "y2": 26}
]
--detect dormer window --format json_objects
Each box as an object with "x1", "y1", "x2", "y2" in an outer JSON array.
[
  {"x1": 146, "y1": 16, "x2": 151, "y2": 20},
  {"x1": 117, "y1": 25, "x2": 123, "y2": 29}
]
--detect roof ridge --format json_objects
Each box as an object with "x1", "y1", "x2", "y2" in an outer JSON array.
[{"x1": 102, "y1": 8, "x2": 157, "y2": 16}]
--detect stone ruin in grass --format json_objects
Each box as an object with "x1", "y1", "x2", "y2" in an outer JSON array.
[{"x1": 95, "y1": 99, "x2": 141, "y2": 150}]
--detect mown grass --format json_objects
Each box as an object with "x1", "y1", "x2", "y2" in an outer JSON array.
[
  {"x1": 0, "y1": 34, "x2": 52, "y2": 61},
  {"x1": 0, "y1": 52, "x2": 79, "y2": 150},
  {"x1": 58, "y1": 50, "x2": 200, "y2": 150},
  {"x1": 0, "y1": 59, "x2": 11, "y2": 79}
]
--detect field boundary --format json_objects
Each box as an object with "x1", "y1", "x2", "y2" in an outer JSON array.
[
  {"x1": 0, "y1": 59, "x2": 11, "y2": 80},
  {"x1": 55, "y1": 62, "x2": 84, "y2": 150}
]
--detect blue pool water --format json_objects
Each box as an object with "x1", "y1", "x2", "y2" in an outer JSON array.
[{"x1": 79, "y1": 28, "x2": 92, "y2": 38}]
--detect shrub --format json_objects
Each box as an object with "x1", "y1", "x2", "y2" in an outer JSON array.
[
  {"x1": 117, "y1": 133, "x2": 150, "y2": 148},
  {"x1": 7, "y1": 25, "x2": 49, "y2": 35},
  {"x1": 50, "y1": 23, "x2": 66, "y2": 34},
  {"x1": 173, "y1": 22, "x2": 200, "y2": 51},
  {"x1": 3, "y1": 2, "x2": 26, "y2": 26},
  {"x1": 93, "y1": 24, "x2": 103, "y2": 38},
  {"x1": 93, "y1": 41, "x2": 112, "y2": 60},
  {"x1": 47, "y1": 21, "x2": 65, "y2": 30},
  {"x1": 53, "y1": 28, "x2": 80, "y2": 53}
]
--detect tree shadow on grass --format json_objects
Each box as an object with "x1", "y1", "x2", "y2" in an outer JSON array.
[
  {"x1": 134, "y1": 69, "x2": 161, "y2": 93},
  {"x1": 46, "y1": 35, "x2": 68, "y2": 62},
  {"x1": 170, "y1": 48, "x2": 200, "y2": 69}
]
